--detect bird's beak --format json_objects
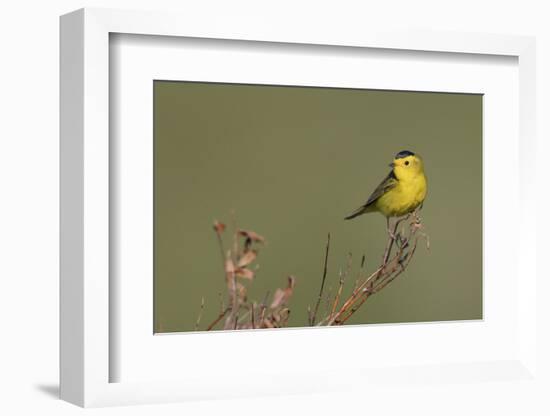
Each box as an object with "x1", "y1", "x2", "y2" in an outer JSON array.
[{"x1": 388, "y1": 162, "x2": 395, "y2": 168}]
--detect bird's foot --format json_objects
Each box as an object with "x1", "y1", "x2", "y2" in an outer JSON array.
[{"x1": 412, "y1": 210, "x2": 422, "y2": 225}]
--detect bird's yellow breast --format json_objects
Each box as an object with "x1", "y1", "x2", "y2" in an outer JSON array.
[{"x1": 374, "y1": 173, "x2": 427, "y2": 217}]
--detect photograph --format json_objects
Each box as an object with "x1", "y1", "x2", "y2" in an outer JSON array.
[{"x1": 153, "y1": 81, "x2": 483, "y2": 333}]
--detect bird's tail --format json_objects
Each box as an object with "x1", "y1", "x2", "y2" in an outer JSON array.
[{"x1": 344, "y1": 206, "x2": 366, "y2": 220}]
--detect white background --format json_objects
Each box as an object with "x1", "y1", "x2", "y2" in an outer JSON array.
[
  {"x1": 112, "y1": 35, "x2": 519, "y2": 384},
  {"x1": 1, "y1": 1, "x2": 549, "y2": 415}
]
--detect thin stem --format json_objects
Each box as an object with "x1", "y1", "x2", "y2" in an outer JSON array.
[
  {"x1": 381, "y1": 217, "x2": 402, "y2": 266},
  {"x1": 326, "y1": 216, "x2": 425, "y2": 326},
  {"x1": 215, "y1": 232, "x2": 226, "y2": 268},
  {"x1": 224, "y1": 251, "x2": 239, "y2": 330},
  {"x1": 310, "y1": 233, "x2": 331, "y2": 326},
  {"x1": 259, "y1": 304, "x2": 267, "y2": 327},
  {"x1": 194, "y1": 297, "x2": 205, "y2": 331},
  {"x1": 330, "y1": 253, "x2": 351, "y2": 320},
  {"x1": 326, "y1": 265, "x2": 383, "y2": 325},
  {"x1": 206, "y1": 307, "x2": 230, "y2": 331}
]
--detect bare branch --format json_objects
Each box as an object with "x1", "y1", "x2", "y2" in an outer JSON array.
[
  {"x1": 205, "y1": 212, "x2": 426, "y2": 332},
  {"x1": 206, "y1": 307, "x2": 230, "y2": 331},
  {"x1": 323, "y1": 214, "x2": 426, "y2": 326},
  {"x1": 223, "y1": 251, "x2": 239, "y2": 330},
  {"x1": 310, "y1": 233, "x2": 331, "y2": 326},
  {"x1": 194, "y1": 296, "x2": 205, "y2": 331}
]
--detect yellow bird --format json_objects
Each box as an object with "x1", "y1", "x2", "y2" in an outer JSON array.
[{"x1": 345, "y1": 150, "x2": 427, "y2": 229}]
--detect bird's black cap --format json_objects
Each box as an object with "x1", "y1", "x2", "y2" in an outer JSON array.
[{"x1": 395, "y1": 150, "x2": 415, "y2": 159}]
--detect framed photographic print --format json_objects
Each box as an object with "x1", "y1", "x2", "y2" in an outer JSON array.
[
  {"x1": 60, "y1": 8, "x2": 539, "y2": 408},
  {"x1": 152, "y1": 81, "x2": 482, "y2": 334}
]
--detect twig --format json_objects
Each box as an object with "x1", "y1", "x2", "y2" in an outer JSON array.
[
  {"x1": 194, "y1": 296, "x2": 205, "y2": 331},
  {"x1": 372, "y1": 236, "x2": 420, "y2": 294},
  {"x1": 326, "y1": 265, "x2": 383, "y2": 325},
  {"x1": 259, "y1": 304, "x2": 267, "y2": 327},
  {"x1": 324, "y1": 285, "x2": 333, "y2": 317},
  {"x1": 218, "y1": 291, "x2": 225, "y2": 314},
  {"x1": 334, "y1": 219, "x2": 423, "y2": 325},
  {"x1": 381, "y1": 216, "x2": 406, "y2": 267},
  {"x1": 261, "y1": 291, "x2": 270, "y2": 307},
  {"x1": 338, "y1": 261, "x2": 406, "y2": 325},
  {"x1": 330, "y1": 253, "x2": 351, "y2": 320},
  {"x1": 231, "y1": 210, "x2": 239, "y2": 262},
  {"x1": 353, "y1": 254, "x2": 366, "y2": 291},
  {"x1": 337, "y1": 258, "x2": 407, "y2": 325},
  {"x1": 206, "y1": 307, "x2": 230, "y2": 331},
  {"x1": 330, "y1": 274, "x2": 345, "y2": 320},
  {"x1": 310, "y1": 233, "x2": 331, "y2": 325},
  {"x1": 237, "y1": 308, "x2": 251, "y2": 324},
  {"x1": 224, "y1": 250, "x2": 239, "y2": 330},
  {"x1": 214, "y1": 223, "x2": 226, "y2": 266},
  {"x1": 325, "y1": 215, "x2": 426, "y2": 326},
  {"x1": 258, "y1": 291, "x2": 270, "y2": 328}
]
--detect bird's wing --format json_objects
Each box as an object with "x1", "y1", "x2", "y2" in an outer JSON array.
[
  {"x1": 344, "y1": 170, "x2": 398, "y2": 220},
  {"x1": 364, "y1": 170, "x2": 398, "y2": 206}
]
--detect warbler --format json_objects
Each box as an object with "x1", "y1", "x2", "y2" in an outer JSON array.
[{"x1": 344, "y1": 150, "x2": 427, "y2": 227}]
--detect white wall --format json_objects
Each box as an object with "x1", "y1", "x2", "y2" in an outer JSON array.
[{"x1": 1, "y1": 1, "x2": 548, "y2": 414}]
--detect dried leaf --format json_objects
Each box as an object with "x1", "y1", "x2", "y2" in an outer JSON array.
[
  {"x1": 270, "y1": 275, "x2": 296, "y2": 309},
  {"x1": 279, "y1": 308, "x2": 290, "y2": 322},
  {"x1": 286, "y1": 275, "x2": 296, "y2": 290},
  {"x1": 270, "y1": 288, "x2": 286, "y2": 309},
  {"x1": 236, "y1": 282, "x2": 247, "y2": 300},
  {"x1": 238, "y1": 229, "x2": 265, "y2": 243},
  {"x1": 235, "y1": 267, "x2": 254, "y2": 280},
  {"x1": 224, "y1": 257, "x2": 235, "y2": 274},
  {"x1": 237, "y1": 250, "x2": 257, "y2": 267},
  {"x1": 213, "y1": 221, "x2": 226, "y2": 234}
]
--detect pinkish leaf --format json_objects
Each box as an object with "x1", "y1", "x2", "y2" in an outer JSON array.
[
  {"x1": 238, "y1": 229, "x2": 265, "y2": 243},
  {"x1": 262, "y1": 319, "x2": 275, "y2": 329},
  {"x1": 224, "y1": 258, "x2": 235, "y2": 274},
  {"x1": 270, "y1": 288, "x2": 285, "y2": 309},
  {"x1": 286, "y1": 275, "x2": 296, "y2": 290},
  {"x1": 235, "y1": 267, "x2": 254, "y2": 280},
  {"x1": 213, "y1": 221, "x2": 226, "y2": 234},
  {"x1": 236, "y1": 282, "x2": 247, "y2": 300},
  {"x1": 237, "y1": 250, "x2": 257, "y2": 267},
  {"x1": 270, "y1": 276, "x2": 296, "y2": 309}
]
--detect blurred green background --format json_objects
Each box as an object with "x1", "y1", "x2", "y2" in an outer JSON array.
[{"x1": 153, "y1": 81, "x2": 482, "y2": 333}]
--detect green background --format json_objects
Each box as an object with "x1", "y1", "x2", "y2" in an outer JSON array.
[{"x1": 153, "y1": 81, "x2": 482, "y2": 333}]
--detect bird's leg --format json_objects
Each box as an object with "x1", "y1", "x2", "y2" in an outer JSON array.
[
  {"x1": 383, "y1": 215, "x2": 410, "y2": 266},
  {"x1": 382, "y1": 217, "x2": 398, "y2": 267},
  {"x1": 412, "y1": 204, "x2": 423, "y2": 224},
  {"x1": 386, "y1": 217, "x2": 397, "y2": 240},
  {"x1": 393, "y1": 214, "x2": 410, "y2": 248},
  {"x1": 411, "y1": 211, "x2": 421, "y2": 229}
]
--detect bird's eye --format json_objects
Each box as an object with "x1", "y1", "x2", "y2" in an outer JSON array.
[{"x1": 405, "y1": 161, "x2": 410, "y2": 166}]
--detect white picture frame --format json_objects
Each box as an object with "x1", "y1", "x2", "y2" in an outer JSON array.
[{"x1": 60, "y1": 7, "x2": 538, "y2": 408}]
